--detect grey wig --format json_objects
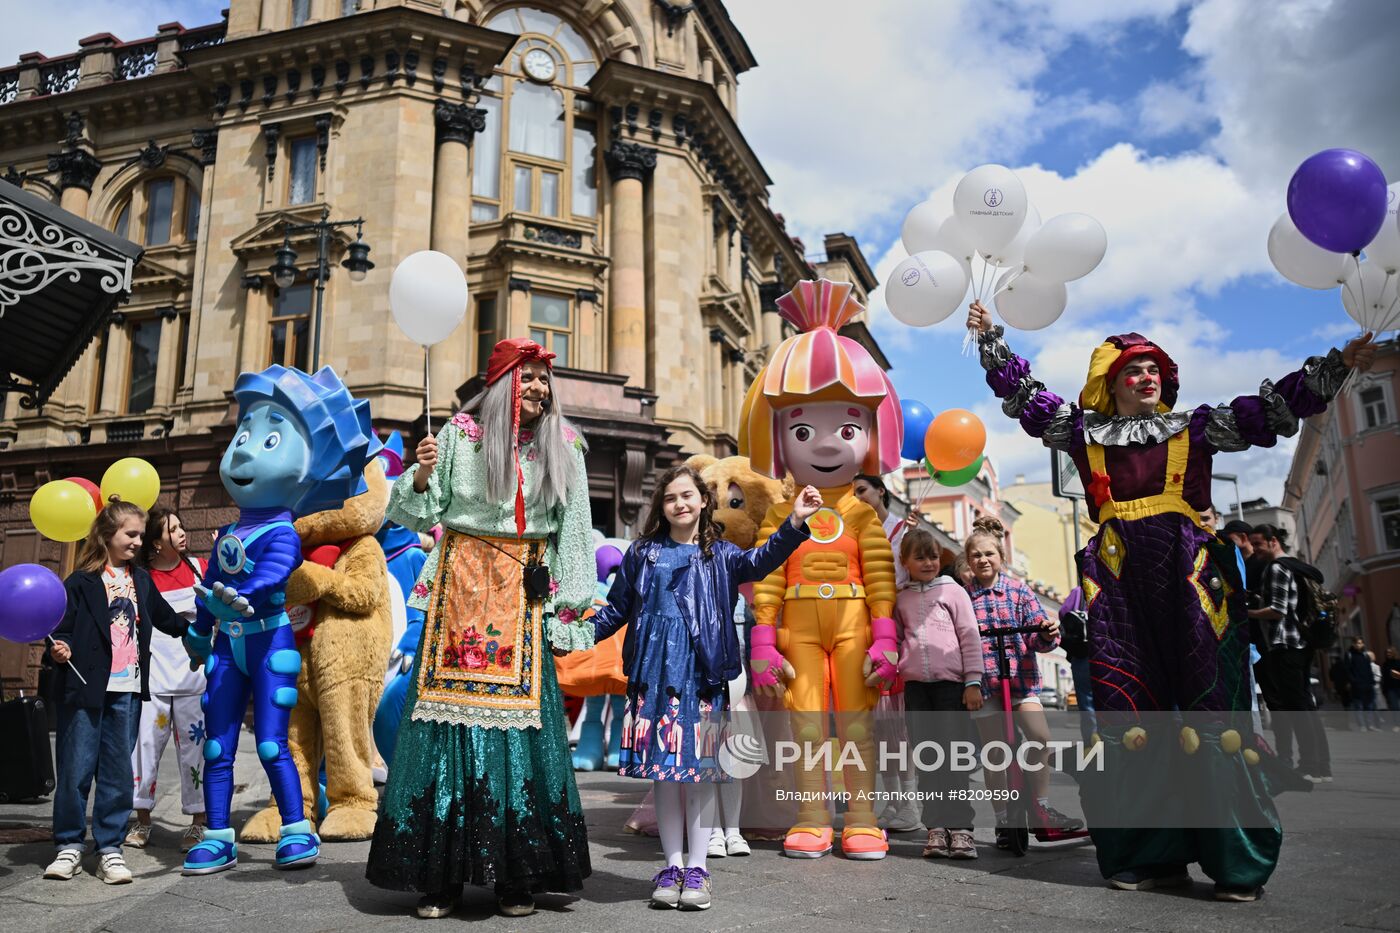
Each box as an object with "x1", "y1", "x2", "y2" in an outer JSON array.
[{"x1": 462, "y1": 373, "x2": 585, "y2": 510}]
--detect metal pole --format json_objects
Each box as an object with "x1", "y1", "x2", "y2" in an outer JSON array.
[
  {"x1": 1233, "y1": 477, "x2": 1244, "y2": 523},
  {"x1": 1071, "y1": 497, "x2": 1082, "y2": 552},
  {"x1": 311, "y1": 220, "x2": 328, "y2": 371}
]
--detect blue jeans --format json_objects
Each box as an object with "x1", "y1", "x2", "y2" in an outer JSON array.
[
  {"x1": 1069, "y1": 656, "x2": 1097, "y2": 745},
  {"x1": 53, "y1": 692, "x2": 141, "y2": 854}
]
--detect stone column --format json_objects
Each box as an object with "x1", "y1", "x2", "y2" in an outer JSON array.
[
  {"x1": 97, "y1": 314, "x2": 130, "y2": 415},
  {"x1": 77, "y1": 34, "x2": 117, "y2": 89},
  {"x1": 428, "y1": 100, "x2": 485, "y2": 421},
  {"x1": 153, "y1": 307, "x2": 181, "y2": 409},
  {"x1": 707, "y1": 329, "x2": 724, "y2": 433},
  {"x1": 507, "y1": 277, "x2": 532, "y2": 347},
  {"x1": 48, "y1": 151, "x2": 101, "y2": 219},
  {"x1": 239, "y1": 283, "x2": 272, "y2": 375},
  {"x1": 603, "y1": 140, "x2": 656, "y2": 386},
  {"x1": 727, "y1": 346, "x2": 745, "y2": 433},
  {"x1": 759, "y1": 281, "x2": 784, "y2": 352}
]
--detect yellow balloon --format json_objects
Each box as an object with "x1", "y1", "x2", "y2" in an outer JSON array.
[
  {"x1": 100, "y1": 458, "x2": 161, "y2": 510},
  {"x1": 30, "y1": 480, "x2": 97, "y2": 542}
]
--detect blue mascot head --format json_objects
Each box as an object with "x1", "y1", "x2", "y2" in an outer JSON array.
[{"x1": 222, "y1": 365, "x2": 382, "y2": 516}]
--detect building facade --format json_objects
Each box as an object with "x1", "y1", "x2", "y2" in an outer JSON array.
[
  {"x1": 1283, "y1": 337, "x2": 1400, "y2": 652},
  {"x1": 1000, "y1": 477, "x2": 1096, "y2": 600},
  {"x1": 0, "y1": 0, "x2": 881, "y2": 690}
]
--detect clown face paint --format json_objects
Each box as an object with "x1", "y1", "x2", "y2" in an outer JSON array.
[
  {"x1": 220, "y1": 401, "x2": 313, "y2": 509},
  {"x1": 1112, "y1": 360, "x2": 1162, "y2": 416},
  {"x1": 777, "y1": 402, "x2": 872, "y2": 488}
]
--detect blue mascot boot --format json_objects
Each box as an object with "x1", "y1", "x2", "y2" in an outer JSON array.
[
  {"x1": 274, "y1": 819, "x2": 320, "y2": 869},
  {"x1": 183, "y1": 827, "x2": 238, "y2": 875}
]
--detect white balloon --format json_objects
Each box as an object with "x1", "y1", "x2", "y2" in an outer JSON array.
[
  {"x1": 1268, "y1": 213, "x2": 1348, "y2": 290},
  {"x1": 1340, "y1": 260, "x2": 1398, "y2": 331},
  {"x1": 900, "y1": 200, "x2": 944, "y2": 255},
  {"x1": 1361, "y1": 182, "x2": 1400, "y2": 274},
  {"x1": 389, "y1": 250, "x2": 469, "y2": 347},
  {"x1": 983, "y1": 204, "x2": 1042, "y2": 269},
  {"x1": 885, "y1": 250, "x2": 970, "y2": 327},
  {"x1": 952, "y1": 164, "x2": 1029, "y2": 254},
  {"x1": 1023, "y1": 212, "x2": 1107, "y2": 283},
  {"x1": 993, "y1": 270, "x2": 1067, "y2": 331},
  {"x1": 930, "y1": 216, "x2": 976, "y2": 281}
]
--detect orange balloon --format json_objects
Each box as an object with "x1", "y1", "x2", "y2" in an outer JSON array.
[{"x1": 924, "y1": 409, "x2": 986, "y2": 472}]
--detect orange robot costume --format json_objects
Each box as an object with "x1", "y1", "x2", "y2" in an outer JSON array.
[{"x1": 740, "y1": 279, "x2": 904, "y2": 861}]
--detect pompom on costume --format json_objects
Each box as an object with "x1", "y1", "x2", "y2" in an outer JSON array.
[
  {"x1": 977, "y1": 324, "x2": 1353, "y2": 890},
  {"x1": 740, "y1": 279, "x2": 903, "y2": 861},
  {"x1": 182, "y1": 365, "x2": 381, "y2": 876}
]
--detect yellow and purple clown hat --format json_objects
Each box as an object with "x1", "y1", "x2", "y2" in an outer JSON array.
[
  {"x1": 740, "y1": 279, "x2": 903, "y2": 479},
  {"x1": 1078, "y1": 332, "x2": 1180, "y2": 416}
]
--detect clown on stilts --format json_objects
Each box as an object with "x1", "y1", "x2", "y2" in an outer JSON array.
[
  {"x1": 967, "y1": 300, "x2": 1377, "y2": 899},
  {"x1": 741, "y1": 279, "x2": 904, "y2": 861}
]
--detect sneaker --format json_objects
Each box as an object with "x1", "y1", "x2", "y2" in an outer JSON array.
[
  {"x1": 707, "y1": 829, "x2": 727, "y2": 859},
  {"x1": 650, "y1": 865, "x2": 684, "y2": 908},
  {"x1": 1109, "y1": 866, "x2": 1191, "y2": 891},
  {"x1": 416, "y1": 886, "x2": 461, "y2": 919},
  {"x1": 96, "y1": 852, "x2": 133, "y2": 885},
  {"x1": 273, "y1": 819, "x2": 319, "y2": 869},
  {"x1": 182, "y1": 827, "x2": 237, "y2": 875},
  {"x1": 948, "y1": 829, "x2": 978, "y2": 860},
  {"x1": 1318, "y1": 775, "x2": 1334, "y2": 783},
  {"x1": 883, "y1": 801, "x2": 926, "y2": 833},
  {"x1": 994, "y1": 821, "x2": 1011, "y2": 850},
  {"x1": 496, "y1": 886, "x2": 535, "y2": 918},
  {"x1": 1215, "y1": 885, "x2": 1263, "y2": 902},
  {"x1": 678, "y1": 867, "x2": 712, "y2": 910},
  {"x1": 179, "y1": 824, "x2": 205, "y2": 853},
  {"x1": 724, "y1": 832, "x2": 751, "y2": 857},
  {"x1": 1036, "y1": 804, "x2": 1084, "y2": 832},
  {"x1": 922, "y1": 828, "x2": 950, "y2": 858},
  {"x1": 43, "y1": 849, "x2": 83, "y2": 880},
  {"x1": 124, "y1": 822, "x2": 152, "y2": 849},
  {"x1": 1300, "y1": 773, "x2": 1324, "y2": 783}
]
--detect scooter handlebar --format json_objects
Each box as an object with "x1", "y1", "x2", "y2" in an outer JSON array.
[{"x1": 978, "y1": 624, "x2": 1049, "y2": 637}]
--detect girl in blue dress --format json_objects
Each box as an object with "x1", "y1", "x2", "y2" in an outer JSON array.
[{"x1": 590, "y1": 465, "x2": 821, "y2": 910}]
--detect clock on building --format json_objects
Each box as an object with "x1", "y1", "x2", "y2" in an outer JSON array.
[{"x1": 522, "y1": 49, "x2": 557, "y2": 83}]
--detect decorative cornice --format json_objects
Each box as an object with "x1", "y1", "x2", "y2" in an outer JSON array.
[
  {"x1": 3, "y1": 165, "x2": 26, "y2": 187},
  {"x1": 508, "y1": 276, "x2": 532, "y2": 293},
  {"x1": 653, "y1": 0, "x2": 696, "y2": 36},
  {"x1": 191, "y1": 127, "x2": 218, "y2": 165},
  {"x1": 575, "y1": 288, "x2": 599, "y2": 304},
  {"x1": 315, "y1": 113, "x2": 332, "y2": 171},
  {"x1": 46, "y1": 148, "x2": 101, "y2": 193},
  {"x1": 758, "y1": 281, "x2": 783, "y2": 312},
  {"x1": 523, "y1": 223, "x2": 582, "y2": 249},
  {"x1": 262, "y1": 122, "x2": 281, "y2": 181},
  {"x1": 137, "y1": 139, "x2": 168, "y2": 169},
  {"x1": 158, "y1": 305, "x2": 179, "y2": 321},
  {"x1": 604, "y1": 139, "x2": 657, "y2": 182},
  {"x1": 64, "y1": 111, "x2": 85, "y2": 147},
  {"x1": 434, "y1": 99, "x2": 486, "y2": 147}
]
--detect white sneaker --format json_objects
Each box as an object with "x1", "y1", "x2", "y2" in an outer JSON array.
[
  {"x1": 707, "y1": 829, "x2": 727, "y2": 858},
  {"x1": 43, "y1": 850, "x2": 83, "y2": 880},
  {"x1": 724, "y1": 832, "x2": 751, "y2": 856},
  {"x1": 97, "y1": 852, "x2": 133, "y2": 885},
  {"x1": 883, "y1": 801, "x2": 926, "y2": 833}
]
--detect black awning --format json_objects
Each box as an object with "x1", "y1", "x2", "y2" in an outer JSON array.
[{"x1": 0, "y1": 179, "x2": 144, "y2": 410}]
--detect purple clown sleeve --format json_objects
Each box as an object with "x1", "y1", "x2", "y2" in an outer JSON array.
[
  {"x1": 976, "y1": 325, "x2": 1076, "y2": 451},
  {"x1": 1202, "y1": 347, "x2": 1350, "y2": 452}
]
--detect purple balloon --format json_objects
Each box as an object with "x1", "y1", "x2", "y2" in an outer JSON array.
[
  {"x1": 1287, "y1": 149, "x2": 1389, "y2": 254},
  {"x1": 0, "y1": 563, "x2": 66, "y2": 643},
  {"x1": 595, "y1": 545, "x2": 624, "y2": 583}
]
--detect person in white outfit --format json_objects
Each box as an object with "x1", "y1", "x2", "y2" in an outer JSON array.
[{"x1": 127, "y1": 507, "x2": 207, "y2": 852}]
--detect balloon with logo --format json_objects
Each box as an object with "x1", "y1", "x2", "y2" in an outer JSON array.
[
  {"x1": 953, "y1": 164, "x2": 1029, "y2": 254},
  {"x1": 1267, "y1": 212, "x2": 1348, "y2": 289},
  {"x1": 900, "y1": 399, "x2": 935, "y2": 461},
  {"x1": 1286, "y1": 148, "x2": 1388, "y2": 254},
  {"x1": 30, "y1": 480, "x2": 97, "y2": 543},
  {"x1": 0, "y1": 564, "x2": 67, "y2": 643},
  {"x1": 885, "y1": 250, "x2": 969, "y2": 327},
  {"x1": 1023, "y1": 212, "x2": 1108, "y2": 283},
  {"x1": 924, "y1": 409, "x2": 986, "y2": 472},
  {"x1": 101, "y1": 457, "x2": 160, "y2": 510},
  {"x1": 63, "y1": 476, "x2": 104, "y2": 514},
  {"x1": 1340, "y1": 260, "x2": 1392, "y2": 331},
  {"x1": 994, "y1": 270, "x2": 1068, "y2": 331},
  {"x1": 1361, "y1": 182, "x2": 1400, "y2": 274}
]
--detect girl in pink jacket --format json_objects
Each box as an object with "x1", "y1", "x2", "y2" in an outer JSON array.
[{"x1": 894, "y1": 528, "x2": 983, "y2": 860}]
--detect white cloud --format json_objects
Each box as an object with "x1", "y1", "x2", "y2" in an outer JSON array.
[{"x1": 1137, "y1": 78, "x2": 1212, "y2": 137}]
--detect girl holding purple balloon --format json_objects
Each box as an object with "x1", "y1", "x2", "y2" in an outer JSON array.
[{"x1": 42, "y1": 499, "x2": 186, "y2": 886}]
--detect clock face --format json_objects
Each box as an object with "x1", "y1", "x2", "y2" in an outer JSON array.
[{"x1": 522, "y1": 49, "x2": 556, "y2": 83}]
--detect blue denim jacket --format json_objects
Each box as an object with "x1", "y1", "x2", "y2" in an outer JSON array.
[{"x1": 592, "y1": 517, "x2": 810, "y2": 688}]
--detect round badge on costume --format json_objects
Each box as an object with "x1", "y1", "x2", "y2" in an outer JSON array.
[
  {"x1": 806, "y1": 507, "x2": 845, "y2": 544},
  {"x1": 216, "y1": 534, "x2": 247, "y2": 575},
  {"x1": 287, "y1": 604, "x2": 313, "y2": 633}
]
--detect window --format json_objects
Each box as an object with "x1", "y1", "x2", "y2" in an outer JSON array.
[
  {"x1": 539, "y1": 171, "x2": 560, "y2": 217},
  {"x1": 144, "y1": 178, "x2": 174, "y2": 245},
  {"x1": 184, "y1": 186, "x2": 201, "y2": 242},
  {"x1": 126, "y1": 318, "x2": 162, "y2": 414},
  {"x1": 1360, "y1": 386, "x2": 1389, "y2": 429},
  {"x1": 90, "y1": 329, "x2": 108, "y2": 413},
  {"x1": 270, "y1": 283, "x2": 312, "y2": 371},
  {"x1": 1378, "y1": 493, "x2": 1400, "y2": 552},
  {"x1": 528, "y1": 293, "x2": 571, "y2": 365},
  {"x1": 513, "y1": 166, "x2": 533, "y2": 213},
  {"x1": 471, "y1": 96, "x2": 502, "y2": 222},
  {"x1": 288, "y1": 137, "x2": 318, "y2": 205},
  {"x1": 475, "y1": 296, "x2": 497, "y2": 375},
  {"x1": 292, "y1": 0, "x2": 311, "y2": 26},
  {"x1": 114, "y1": 203, "x2": 130, "y2": 239},
  {"x1": 508, "y1": 82, "x2": 565, "y2": 159},
  {"x1": 571, "y1": 121, "x2": 597, "y2": 217},
  {"x1": 341, "y1": 0, "x2": 358, "y2": 13}
]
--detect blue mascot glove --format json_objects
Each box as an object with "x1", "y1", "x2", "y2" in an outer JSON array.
[
  {"x1": 196, "y1": 581, "x2": 255, "y2": 623},
  {"x1": 184, "y1": 625, "x2": 213, "y2": 667},
  {"x1": 389, "y1": 608, "x2": 425, "y2": 675}
]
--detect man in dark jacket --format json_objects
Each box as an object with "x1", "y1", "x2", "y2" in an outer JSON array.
[{"x1": 1343, "y1": 638, "x2": 1379, "y2": 731}]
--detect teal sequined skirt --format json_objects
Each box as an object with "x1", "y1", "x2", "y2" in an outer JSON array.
[{"x1": 365, "y1": 654, "x2": 590, "y2": 893}]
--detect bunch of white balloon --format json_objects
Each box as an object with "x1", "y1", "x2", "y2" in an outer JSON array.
[{"x1": 885, "y1": 164, "x2": 1107, "y2": 348}]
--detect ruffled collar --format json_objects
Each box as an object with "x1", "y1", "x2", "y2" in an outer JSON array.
[{"x1": 1082, "y1": 410, "x2": 1191, "y2": 447}]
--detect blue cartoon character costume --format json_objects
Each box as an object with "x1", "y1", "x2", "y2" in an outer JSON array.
[{"x1": 182, "y1": 365, "x2": 380, "y2": 876}]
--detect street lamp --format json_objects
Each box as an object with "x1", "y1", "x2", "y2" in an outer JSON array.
[
  {"x1": 265, "y1": 206, "x2": 374, "y2": 370},
  {"x1": 1213, "y1": 472, "x2": 1243, "y2": 522}
]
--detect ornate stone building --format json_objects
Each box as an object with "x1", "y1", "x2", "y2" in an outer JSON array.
[{"x1": 0, "y1": 0, "x2": 881, "y2": 586}]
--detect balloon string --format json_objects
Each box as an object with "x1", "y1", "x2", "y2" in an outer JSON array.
[
  {"x1": 1353, "y1": 254, "x2": 1369, "y2": 330},
  {"x1": 990, "y1": 266, "x2": 1025, "y2": 299},
  {"x1": 424, "y1": 347, "x2": 432, "y2": 437},
  {"x1": 46, "y1": 635, "x2": 88, "y2": 685}
]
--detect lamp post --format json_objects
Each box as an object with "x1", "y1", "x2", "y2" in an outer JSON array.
[
  {"x1": 1213, "y1": 472, "x2": 1243, "y2": 522},
  {"x1": 268, "y1": 206, "x2": 374, "y2": 371}
]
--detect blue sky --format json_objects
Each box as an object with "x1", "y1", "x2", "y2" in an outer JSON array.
[{"x1": 7, "y1": 1, "x2": 1397, "y2": 503}]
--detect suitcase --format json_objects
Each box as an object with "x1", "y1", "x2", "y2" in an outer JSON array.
[{"x1": 0, "y1": 695, "x2": 56, "y2": 802}]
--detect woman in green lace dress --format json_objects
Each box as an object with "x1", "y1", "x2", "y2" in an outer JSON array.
[{"x1": 366, "y1": 339, "x2": 596, "y2": 919}]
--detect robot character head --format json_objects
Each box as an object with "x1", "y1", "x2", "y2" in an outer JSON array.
[
  {"x1": 222, "y1": 365, "x2": 382, "y2": 516},
  {"x1": 1079, "y1": 333, "x2": 1180, "y2": 416},
  {"x1": 740, "y1": 279, "x2": 902, "y2": 489}
]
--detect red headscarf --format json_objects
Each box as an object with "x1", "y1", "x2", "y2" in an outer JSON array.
[{"x1": 485, "y1": 339, "x2": 556, "y2": 537}]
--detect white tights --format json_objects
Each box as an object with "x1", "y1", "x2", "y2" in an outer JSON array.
[
  {"x1": 653, "y1": 780, "x2": 716, "y2": 871},
  {"x1": 716, "y1": 778, "x2": 742, "y2": 837}
]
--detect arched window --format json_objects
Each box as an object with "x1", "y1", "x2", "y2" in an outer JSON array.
[
  {"x1": 471, "y1": 6, "x2": 599, "y2": 224},
  {"x1": 108, "y1": 174, "x2": 201, "y2": 247}
]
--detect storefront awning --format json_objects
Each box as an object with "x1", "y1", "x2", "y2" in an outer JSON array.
[{"x1": 0, "y1": 179, "x2": 143, "y2": 410}]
